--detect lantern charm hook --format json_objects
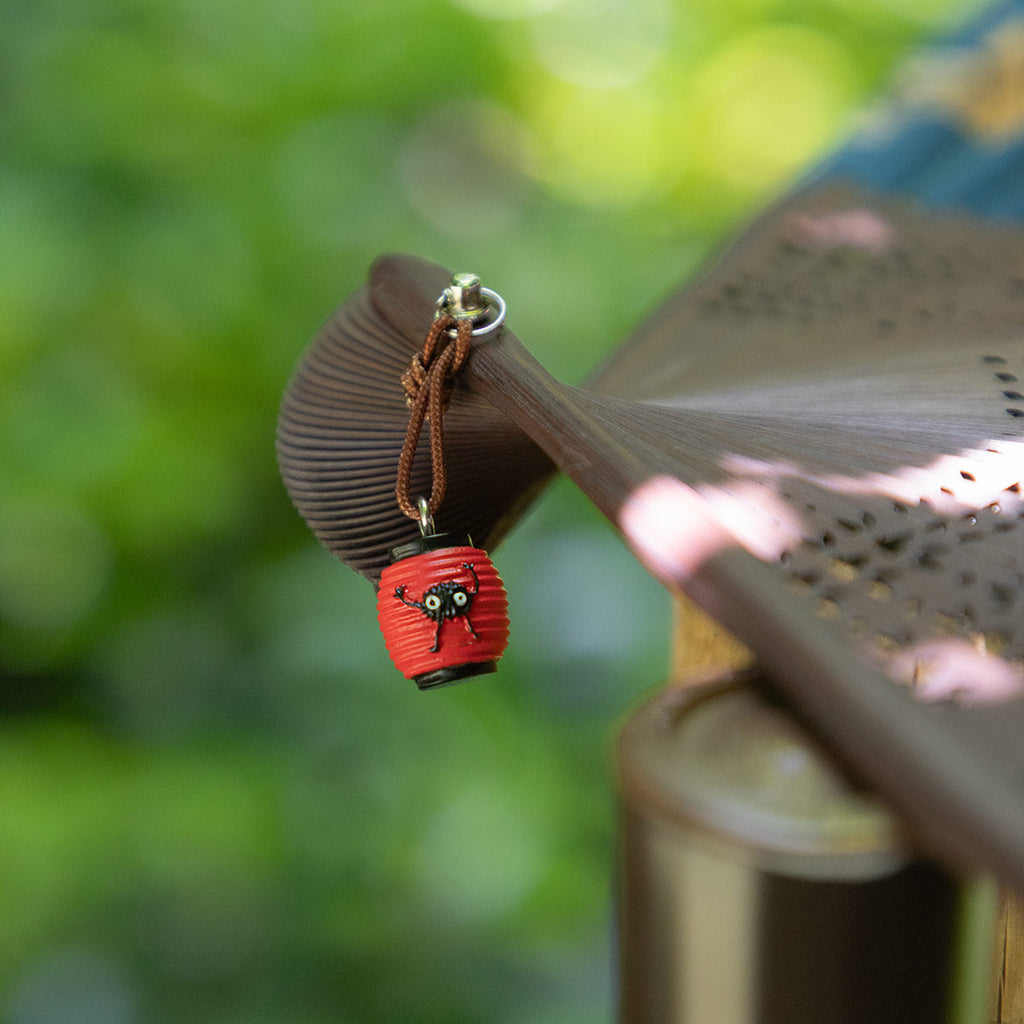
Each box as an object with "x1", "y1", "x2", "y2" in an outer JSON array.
[{"x1": 417, "y1": 496, "x2": 435, "y2": 537}]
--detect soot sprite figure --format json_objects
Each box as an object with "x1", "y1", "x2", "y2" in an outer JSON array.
[{"x1": 394, "y1": 562, "x2": 480, "y2": 652}]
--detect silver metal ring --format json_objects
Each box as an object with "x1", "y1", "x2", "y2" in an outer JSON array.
[
  {"x1": 470, "y1": 287, "x2": 506, "y2": 336},
  {"x1": 435, "y1": 286, "x2": 507, "y2": 337}
]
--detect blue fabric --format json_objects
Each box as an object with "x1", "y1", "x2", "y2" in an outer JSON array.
[{"x1": 810, "y1": 0, "x2": 1024, "y2": 221}]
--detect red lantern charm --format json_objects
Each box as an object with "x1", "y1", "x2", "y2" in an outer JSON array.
[
  {"x1": 377, "y1": 531, "x2": 509, "y2": 689},
  {"x1": 374, "y1": 274, "x2": 511, "y2": 689}
]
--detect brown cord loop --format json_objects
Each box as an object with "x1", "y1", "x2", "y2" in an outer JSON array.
[{"x1": 396, "y1": 314, "x2": 474, "y2": 522}]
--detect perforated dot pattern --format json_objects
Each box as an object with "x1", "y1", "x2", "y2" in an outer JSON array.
[{"x1": 771, "y1": 352, "x2": 1024, "y2": 662}]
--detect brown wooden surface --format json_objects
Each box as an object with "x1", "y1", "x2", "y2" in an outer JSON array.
[
  {"x1": 278, "y1": 238, "x2": 1024, "y2": 888},
  {"x1": 464, "y1": 295, "x2": 1024, "y2": 890},
  {"x1": 995, "y1": 890, "x2": 1024, "y2": 1022},
  {"x1": 670, "y1": 594, "x2": 750, "y2": 681}
]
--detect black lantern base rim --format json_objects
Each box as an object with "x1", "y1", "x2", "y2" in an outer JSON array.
[
  {"x1": 389, "y1": 532, "x2": 474, "y2": 563},
  {"x1": 413, "y1": 660, "x2": 497, "y2": 690}
]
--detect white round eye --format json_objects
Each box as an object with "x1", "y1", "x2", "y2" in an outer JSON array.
[
  {"x1": 425, "y1": 594, "x2": 442, "y2": 611},
  {"x1": 453, "y1": 591, "x2": 468, "y2": 607}
]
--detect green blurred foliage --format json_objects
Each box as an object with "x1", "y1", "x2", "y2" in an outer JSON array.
[{"x1": 1, "y1": 0, "x2": 966, "y2": 1019}]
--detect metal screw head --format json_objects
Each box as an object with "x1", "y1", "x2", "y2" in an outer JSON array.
[
  {"x1": 443, "y1": 273, "x2": 488, "y2": 320},
  {"x1": 434, "y1": 273, "x2": 507, "y2": 337}
]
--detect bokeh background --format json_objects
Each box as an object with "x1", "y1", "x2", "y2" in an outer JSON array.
[{"x1": 1, "y1": 0, "x2": 971, "y2": 1020}]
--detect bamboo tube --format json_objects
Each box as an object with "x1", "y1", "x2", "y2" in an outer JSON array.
[{"x1": 617, "y1": 669, "x2": 989, "y2": 1024}]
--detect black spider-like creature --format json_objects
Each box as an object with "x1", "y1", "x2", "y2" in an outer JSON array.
[{"x1": 394, "y1": 562, "x2": 480, "y2": 652}]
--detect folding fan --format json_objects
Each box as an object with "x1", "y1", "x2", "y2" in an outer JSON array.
[{"x1": 278, "y1": 0, "x2": 1024, "y2": 887}]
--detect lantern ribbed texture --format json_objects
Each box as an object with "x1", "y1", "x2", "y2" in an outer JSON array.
[{"x1": 377, "y1": 545, "x2": 509, "y2": 688}]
